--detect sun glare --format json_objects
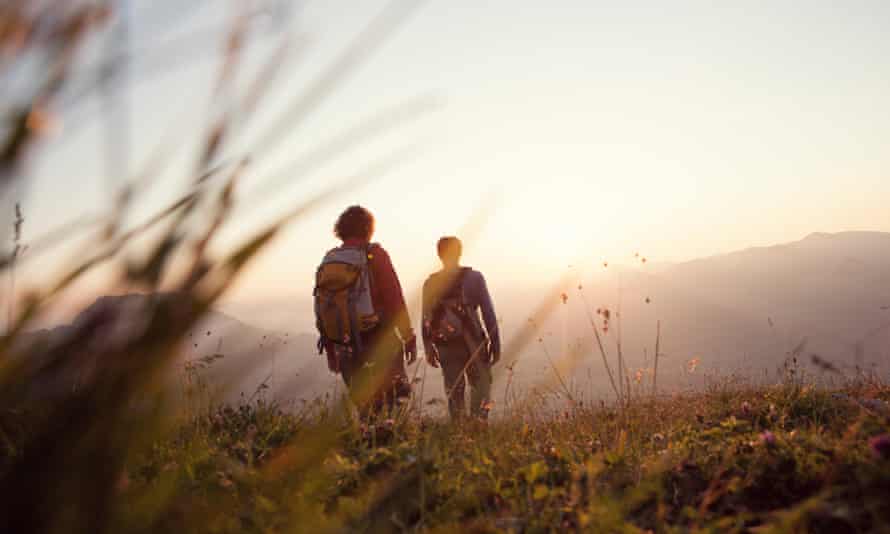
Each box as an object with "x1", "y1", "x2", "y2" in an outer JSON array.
[{"x1": 494, "y1": 183, "x2": 614, "y2": 273}]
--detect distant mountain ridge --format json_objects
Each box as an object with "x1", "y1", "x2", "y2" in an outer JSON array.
[
  {"x1": 22, "y1": 292, "x2": 336, "y2": 402},
  {"x1": 482, "y1": 231, "x2": 890, "y2": 395},
  {"x1": 587, "y1": 231, "x2": 890, "y2": 375},
  {"x1": 22, "y1": 231, "x2": 890, "y2": 402}
]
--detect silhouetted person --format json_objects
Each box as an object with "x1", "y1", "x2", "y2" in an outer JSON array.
[
  {"x1": 314, "y1": 206, "x2": 417, "y2": 418},
  {"x1": 422, "y1": 236, "x2": 500, "y2": 420}
]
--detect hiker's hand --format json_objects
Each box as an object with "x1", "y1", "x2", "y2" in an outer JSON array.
[
  {"x1": 404, "y1": 335, "x2": 418, "y2": 364},
  {"x1": 426, "y1": 347, "x2": 440, "y2": 368},
  {"x1": 489, "y1": 340, "x2": 501, "y2": 365},
  {"x1": 326, "y1": 351, "x2": 340, "y2": 373}
]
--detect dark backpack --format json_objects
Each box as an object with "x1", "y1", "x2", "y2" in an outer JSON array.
[{"x1": 426, "y1": 268, "x2": 482, "y2": 345}]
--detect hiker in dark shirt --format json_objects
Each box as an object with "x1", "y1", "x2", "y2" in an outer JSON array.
[
  {"x1": 315, "y1": 206, "x2": 417, "y2": 418},
  {"x1": 422, "y1": 236, "x2": 500, "y2": 420}
]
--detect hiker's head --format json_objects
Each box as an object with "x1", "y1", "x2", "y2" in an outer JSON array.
[
  {"x1": 334, "y1": 205, "x2": 375, "y2": 242},
  {"x1": 437, "y1": 236, "x2": 462, "y2": 268}
]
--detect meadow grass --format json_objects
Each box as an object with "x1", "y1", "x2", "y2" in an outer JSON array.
[{"x1": 38, "y1": 371, "x2": 882, "y2": 534}]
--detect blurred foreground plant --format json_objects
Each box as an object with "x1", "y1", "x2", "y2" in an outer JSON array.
[{"x1": 0, "y1": 1, "x2": 431, "y2": 532}]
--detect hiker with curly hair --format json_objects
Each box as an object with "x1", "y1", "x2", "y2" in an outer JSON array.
[{"x1": 314, "y1": 206, "x2": 417, "y2": 418}]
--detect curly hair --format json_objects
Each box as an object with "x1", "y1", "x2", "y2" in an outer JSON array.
[
  {"x1": 437, "y1": 236, "x2": 462, "y2": 263},
  {"x1": 334, "y1": 205, "x2": 375, "y2": 241}
]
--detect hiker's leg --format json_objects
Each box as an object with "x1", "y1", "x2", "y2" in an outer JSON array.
[
  {"x1": 381, "y1": 374, "x2": 408, "y2": 417},
  {"x1": 388, "y1": 373, "x2": 412, "y2": 415},
  {"x1": 448, "y1": 373, "x2": 466, "y2": 420},
  {"x1": 339, "y1": 349, "x2": 375, "y2": 419},
  {"x1": 382, "y1": 333, "x2": 411, "y2": 415},
  {"x1": 345, "y1": 340, "x2": 392, "y2": 420},
  {"x1": 438, "y1": 342, "x2": 468, "y2": 420},
  {"x1": 468, "y1": 360, "x2": 493, "y2": 419},
  {"x1": 388, "y1": 345, "x2": 412, "y2": 415},
  {"x1": 364, "y1": 330, "x2": 410, "y2": 418}
]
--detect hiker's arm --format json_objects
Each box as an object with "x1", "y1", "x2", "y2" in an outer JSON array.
[
  {"x1": 323, "y1": 341, "x2": 340, "y2": 373},
  {"x1": 420, "y1": 278, "x2": 438, "y2": 365},
  {"x1": 371, "y1": 246, "x2": 414, "y2": 340},
  {"x1": 474, "y1": 272, "x2": 500, "y2": 360}
]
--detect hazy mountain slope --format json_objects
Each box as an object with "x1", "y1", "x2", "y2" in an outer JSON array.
[
  {"x1": 185, "y1": 311, "x2": 337, "y2": 403},
  {"x1": 501, "y1": 232, "x2": 890, "y2": 394},
  {"x1": 21, "y1": 293, "x2": 338, "y2": 403},
  {"x1": 22, "y1": 232, "x2": 890, "y2": 404},
  {"x1": 661, "y1": 231, "x2": 890, "y2": 364}
]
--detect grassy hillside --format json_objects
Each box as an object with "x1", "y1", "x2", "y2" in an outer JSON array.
[
  {"x1": 2, "y1": 5, "x2": 888, "y2": 533},
  {"x1": 7, "y1": 373, "x2": 885, "y2": 533}
]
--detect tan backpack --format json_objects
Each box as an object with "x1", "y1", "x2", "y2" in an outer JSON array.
[{"x1": 314, "y1": 245, "x2": 380, "y2": 353}]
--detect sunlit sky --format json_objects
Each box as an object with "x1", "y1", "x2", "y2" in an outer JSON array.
[{"x1": 13, "y1": 0, "x2": 890, "y2": 317}]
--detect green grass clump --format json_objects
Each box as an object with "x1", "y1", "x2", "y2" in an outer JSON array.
[{"x1": 49, "y1": 381, "x2": 885, "y2": 533}]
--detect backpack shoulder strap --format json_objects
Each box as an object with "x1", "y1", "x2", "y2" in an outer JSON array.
[
  {"x1": 452, "y1": 267, "x2": 472, "y2": 299},
  {"x1": 320, "y1": 245, "x2": 339, "y2": 261},
  {"x1": 363, "y1": 243, "x2": 378, "y2": 291}
]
